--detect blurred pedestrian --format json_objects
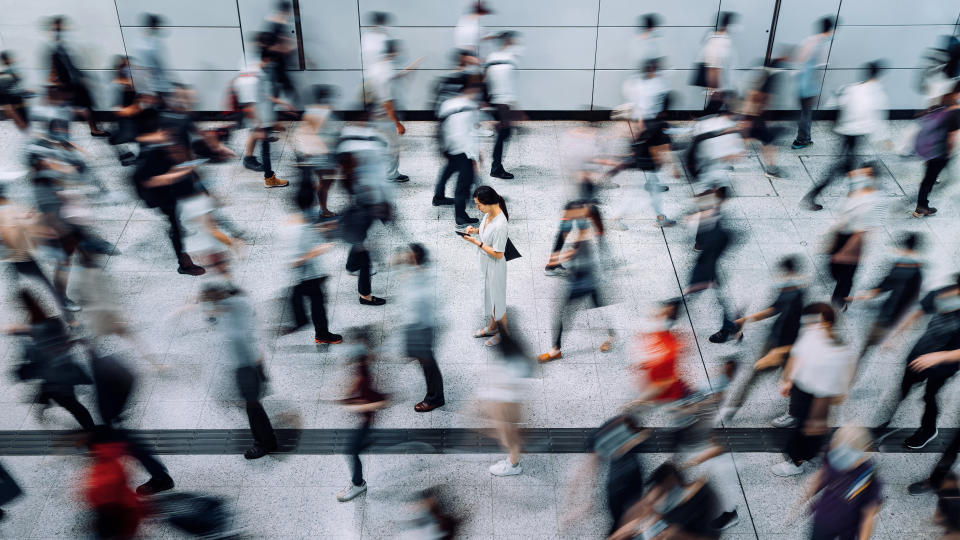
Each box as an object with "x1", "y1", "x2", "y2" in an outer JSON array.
[
  {"x1": 366, "y1": 40, "x2": 412, "y2": 183},
  {"x1": 260, "y1": 1, "x2": 300, "y2": 110},
  {"x1": 794, "y1": 426, "x2": 882, "y2": 540},
  {"x1": 460, "y1": 185, "x2": 510, "y2": 346},
  {"x1": 912, "y1": 81, "x2": 959, "y2": 218},
  {"x1": 537, "y1": 202, "x2": 615, "y2": 363},
  {"x1": 878, "y1": 274, "x2": 960, "y2": 449},
  {"x1": 361, "y1": 11, "x2": 392, "y2": 66},
  {"x1": 200, "y1": 283, "x2": 278, "y2": 459},
  {"x1": 847, "y1": 232, "x2": 924, "y2": 361},
  {"x1": 398, "y1": 487, "x2": 460, "y2": 539},
  {"x1": 802, "y1": 62, "x2": 888, "y2": 211},
  {"x1": 135, "y1": 14, "x2": 173, "y2": 100},
  {"x1": 0, "y1": 184, "x2": 66, "y2": 308},
  {"x1": 720, "y1": 256, "x2": 807, "y2": 425},
  {"x1": 45, "y1": 16, "x2": 109, "y2": 137},
  {"x1": 632, "y1": 14, "x2": 663, "y2": 69},
  {"x1": 294, "y1": 84, "x2": 341, "y2": 218},
  {"x1": 485, "y1": 32, "x2": 519, "y2": 179},
  {"x1": 629, "y1": 299, "x2": 691, "y2": 404},
  {"x1": 278, "y1": 187, "x2": 342, "y2": 345},
  {"x1": 106, "y1": 56, "x2": 140, "y2": 167},
  {"x1": 454, "y1": 1, "x2": 492, "y2": 59},
  {"x1": 696, "y1": 12, "x2": 738, "y2": 98},
  {"x1": 435, "y1": 81, "x2": 482, "y2": 226},
  {"x1": 742, "y1": 56, "x2": 788, "y2": 177},
  {"x1": 396, "y1": 243, "x2": 445, "y2": 412},
  {"x1": 337, "y1": 326, "x2": 388, "y2": 502},
  {"x1": 84, "y1": 429, "x2": 144, "y2": 540},
  {"x1": 791, "y1": 17, "x2": 834, "y2": 149},
  {"x1": 772, "y1": 303, "x2": 855, "y2": 477},
  {"x1": 935, "y1": 473, "x2": 960, "y2": 538},
  {"x1": 825, "y1": 163, "x2": 883, "y2": 312},
  {"x1": 240, "y1": 45, "x2": 292, "y2": 188},
  {"x1": 686, "y1": 188, "x2": 740, "y2": 344},
  {"x1": 0, "y1": 50, "x2": 30, "y2": 131},
  {"x1": 6, "y1": 290, "x2": 95, "y2": 431},
  {"x1": 478, "y1": 332, "x2": 533, "y2": 476}
]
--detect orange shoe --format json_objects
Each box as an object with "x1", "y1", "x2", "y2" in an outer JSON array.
[
  {"x1": 537, "y1": 351, "x2": 561, "y2": 363},
  {"x1": 600, "y1": 339, "x2": 614, "y2": 352},
  {"x1": 264, "y1": 174, "x2": 289, "y2": 188}
]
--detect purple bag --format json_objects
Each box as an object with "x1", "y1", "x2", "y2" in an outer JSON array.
[{"x1": 914, "y1": 107, "x2": 950, "y2": 160}]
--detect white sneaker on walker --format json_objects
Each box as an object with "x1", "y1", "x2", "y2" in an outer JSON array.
[
  {"x1": 489, "y1": 459, "x2": 522, "y2": 477},
  {"x1": 771, "y1": 460, "x2": 807, "y2": 477}
]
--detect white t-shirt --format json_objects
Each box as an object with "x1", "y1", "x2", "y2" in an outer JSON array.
[
  {"x1": 454, "y1": 15, "x2": 481, "y2": 53},
  {"x1": 696, "y1": 115, "x2": 744, "y2": 161},
  {"x1": 834, "y1": 81, "x2": 889, "y2": 137},
  {"x1": 485, "y1": 49, "x2": 517, "y2": 105},
  {"x1": 788, "y1": 325, "x2": 855, "y2": 398},
  {"x1": 180, "y1": 194, "x2": 220, "y2": 256},
  {"x1": 361, "y1": 28, "x2": 389, "y2": 63},
  {"x1": 438, "y1": 95, "x2": 479, "y2": 159},
  {"x1": 622, "y1": 74, "x2": 667, "y2": 121}
]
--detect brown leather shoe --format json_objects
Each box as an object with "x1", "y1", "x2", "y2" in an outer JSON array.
[
  {"x1": 414, "y1": 401, "x2": 444, "y2": 413},
  {"x1": 264, "y1": 174, "x2": 289, "y2": 188}
]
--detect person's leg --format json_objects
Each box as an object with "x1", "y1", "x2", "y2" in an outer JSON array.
[
  {"x1": 931, "y1": 429, "x2": 960, "y2": 488},
  {"x1": 785, "y1": 386, "x2": 814, "y2": 465},
  {"x1": 796, "y1": 96, "x2": 814, "y2": 145},
  {"x1": 158, "y1": 205, "x2": 186, "y2": 260},
  {"x1": 644, "y1": 170, "x2": 667, "y2": 219},
  {"x1": 434, "y1": 153, "x2": 456, "y2": 200},
  {"x1": 916, "y1": 157, "x2": 948, "y2": 211},
  {"x1": 13, "y1": 259, "x2": 65, "y2": 307},
  {"x1": 348, "y1": 415, "x2": 373, "y2": 486},
  {"x1": 49, "y1": 391, "x2": 95, "y2": 430},
  {"x1": 120, "y1": 429, "x2": 171, "y2": 481},
  {"x1": 919, "y1": 373, "x2": 950, "y2": 435},
  {"x1": 416, "y1": 330, "x2": 445, "y2": 405},
  {"x1": 261, "y1": 134, "x2": 273, "y2": 178},
  {"x1": 290, "y1": 280, "x2": 309, "y2": 329},
  {"x1": 491, "y1": 104, "x2": 512, "y2": 173},
  {"x1": 453, "y1": 154, "x2": 475, "y2": 221},
  {"x1": 804, "y1": 135, "x2": 855, "y2": 205},
  {"x1": 354, "y1": 247, "x2": 371, "y2": 297},
  {"x1": 246, "y1": 400, "x2": 277, "y2": 449},
  {"x1": 830, "y1": 262, "x2": 855, "y2": 307},
  {"x1": 305, "y1": 278, "x2": 330, "y2": 338}
]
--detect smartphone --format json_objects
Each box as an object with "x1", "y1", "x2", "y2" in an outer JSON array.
[
  {"x1": 178, "y1": 158, "x2": 209, "y2": 168},
  {"x1": 454, "y1": 230, "x2": 470, "y2": 237}
]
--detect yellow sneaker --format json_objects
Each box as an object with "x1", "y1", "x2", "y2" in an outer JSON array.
[{"x1": 264, "y1": 174, "x2": 289, "y2": 188}]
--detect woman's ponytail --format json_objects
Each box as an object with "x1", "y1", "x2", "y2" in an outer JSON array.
[{"x1": 498, "y1": 195, "x2": 509, "y2": 221}]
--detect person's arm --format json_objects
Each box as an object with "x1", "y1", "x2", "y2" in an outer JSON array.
[
  {"x1": 142, "y1": 166, "x2": 194, "y2": 188},
  {"x1": 909, "y1": 348, "x2": 960, "y2": 372},
  {"x1": 779, "y1": 354, "x2": 798, "y2": 396},
  {"x1": 739, "y1": 306, "x2": 777, "y2": 326},
  {"x1": 858, "y1": 502, "x2": 880, "y2": 540},
  {"x1": 884, "y1": 308, "x2": 924, "y2": 344},
  {"x1": 462, "y1": 233, "x2": 504, "y2": 260},
  {"x1": 383, "y1": 100, "x2": 405, "y2": 135},
  {"x1": 291, "y1": 243, "x2": 332, "y2": 267}
]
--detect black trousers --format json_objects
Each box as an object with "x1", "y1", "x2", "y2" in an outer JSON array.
[
  {"x1": 492, "y1": 104, "x2": 512, "y2": 170},
  {"x1": 12, "y1": 259, "x2": 64, "y2": 305},
  {"x1": 552, "y1": 287, "x2": 608, "y2": 350},
  {"x1": 829, "y1": 262, "x2": 857, "y2": 306},
  {"x1": 348, "y1": 413, "x2": 373, "y2": 486},
  {"x1": 435, "y1": 152, "x2": 476, "y2": 221},
  {"x1": 807, "y1": 134, "x2": 860, "y2": 200},
  {"x1": 246, "y1": 400, "x2": 277, "y2": 449},
  {"x1": 931, "y1": 429, "x2": 960, "y2": 488},
  {"x1": 157, "y1": 203, "x2": 185, "y2": 259},
  {"x1": 809, "y1": 521, "x2": 857, "y2": 540},
  {"x1": 899, "y1": 365, "x2": 953, "y2": 434},
  {"x1": 346, "y1": 246, "x2": 371, "y2": 296},
  {"x1": 917, "y1": 156, "x2": 949, "y2": 209},
  {"x1": 407, "y1": 327, "x2": 444, "y2": 405},
  {"x1": 291, "y1": 277, "x2": 330, "y2": 338},
  {"x1": 38, "y1": 388, "x2": 95, "y2": 431},
  {"x1": 261, "y1": 135, "x2": 273, "y2": 178},
  {"x1": 109, "y1": 428, "x2": 170, "y2": 480},
  {"x1": 786, "y1": 385, "x2": 823, "y2": 465}
]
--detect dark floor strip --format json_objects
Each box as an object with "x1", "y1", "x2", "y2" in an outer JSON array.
[{"x1": 0, "y1": 427, "x2": 947, "y2": 456}]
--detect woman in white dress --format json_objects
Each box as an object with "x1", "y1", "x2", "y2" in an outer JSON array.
[{"x1": 460, "y1": 185, "x2": 508, "y2": 346}]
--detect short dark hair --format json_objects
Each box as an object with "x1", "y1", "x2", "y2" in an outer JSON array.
[
  {"x1": 640, "y1": 13, "x2": 660, "y2": 31},
  {"x1": 0, "y1": 51, "x2": 11, "y2": 64},
  {"x1": 819, "y1": 17, "x2": 835, "y2": 34},
  {"x1": 719, "y1": 12, "x2": 737, "y2": 30},
  {"x1": 778, "y1": 255, "x2": 800, "y2": 274},
  {"x1": 643, "y1": 57, "x2": 659, "y2": 74},
  {"x1": 384, "y1": 39, "x2": 399, "y2": 56},
  {"x1": 311, "y1": 84, "x2": 335, "y2": 104},
  {"x1": 863, "y1": 60, "x2": 884, "y2": 80},
  {"x1": 368, "y1": 11, "x2": 390, "y2": 26},
  {"x1": 899, "y1": 232, "x2": 921, "y2": 251},
  {"x1": 802, "y1": 302, "x2": 836, "y2": 326},
  {"x1": 276, "y1": 0, "x2": 292, "y2": 12},
  {"x1": 649, "y1": 462, "x2": 683, "y2": 487},
  {"x1": 143, "y1": 13, "x2": 163, "y2": 29},
  {"x1": 409, "y1": 243, "x2": 428, "y2": 266}
]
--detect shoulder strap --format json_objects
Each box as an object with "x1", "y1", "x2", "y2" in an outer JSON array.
[{"x1": 438, "y1": 104, "x2": 477, "y2": 122}]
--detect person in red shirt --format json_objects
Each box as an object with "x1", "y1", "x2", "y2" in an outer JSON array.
[
  {"x1": 631, "y1": 299, "x2": 691, "y2": 404},
  {"x1": 84, "y1": 434, "x2": 143, "y2": 540}
]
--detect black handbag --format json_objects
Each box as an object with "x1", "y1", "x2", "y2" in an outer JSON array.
[
  {"x1": 0, "y1": 462, "x2": 22, "y2": 507},
  {"x1": 690, "y1": 62, "x2": 709, "y2": 88},
  {"x1": 504, "y1": 238, "x2": 521, "y2": 261}
]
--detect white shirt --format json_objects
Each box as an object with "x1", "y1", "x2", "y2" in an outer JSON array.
[
  {"x1": 454, "y1": 14, "x2": 481, "y2": 53},
  {"x1": 361, "y1": 28, "x2": 389, "y2": 64},
  {"x1": 233, "y1": 63, "x2": 260, "y2": 104},
  {"x1": 622, "y1": 74, "x2": 667, "y2": 121},
  {"x1": 702, "y1": 32, "x2": 733, "y2": 69},
  {"x1": 838, "y1": 188, "x2": 883, "y2": 233},
  {"x1": 438, "y1": 95, "x2": 479, "y2": 159},
  {"x1": 695, "y1": 115, "x2": 744, "y2": 161},
  {"x1": 366, "y1": 59, "x2": 395, "y2": 115},
  {"x1": 834, "y1": 81, "x2": 888, "y2": 136},
  {"x1": 789, "y1": 325, "x2": 855, "y2": 398},
  {"x1": 485, "y1": 48, "x2": 517, "y2": 105},
  {"x1": 632, "y1": 32, "x2": 663, "y2": 69}
]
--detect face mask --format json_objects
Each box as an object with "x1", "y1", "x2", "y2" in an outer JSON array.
[{"x1": 828, "y1": 444, "x2": 863, "y2": 470}]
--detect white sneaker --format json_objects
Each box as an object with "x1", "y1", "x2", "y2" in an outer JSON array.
[
  {"x1": 771, "y1": 413, "x2": 798, "y2": 428},
  {"x1": 336, "y1": 481, "x2": 367, "y2": 502},
  {"x1": 770, "y1": 460, "x2": 806, "y2": 477},
  {"x1": 489, "y1": 459, "x2": 522, "y2": 477}
]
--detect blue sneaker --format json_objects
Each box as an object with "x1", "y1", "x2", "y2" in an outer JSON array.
[{"x1": 791, "y1": 140, "x2": 813, "y2": 150}]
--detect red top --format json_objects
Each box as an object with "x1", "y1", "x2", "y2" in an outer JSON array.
[{"x1": 637, "y1": 330, "x2": 689, "y2": 401}]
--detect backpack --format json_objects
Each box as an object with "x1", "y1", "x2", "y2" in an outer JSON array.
[{"x1": 915, "y1": 107, "x2": 952, "y2": 160}]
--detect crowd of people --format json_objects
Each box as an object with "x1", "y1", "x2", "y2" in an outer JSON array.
[{"x1": 1, "y1": 1, "x2": 960, "y2": 538}]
